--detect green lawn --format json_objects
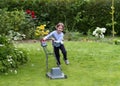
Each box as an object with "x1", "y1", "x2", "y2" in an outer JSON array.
[{"x1": 1, "y1": 41, "x2": 120, "y2": 86}]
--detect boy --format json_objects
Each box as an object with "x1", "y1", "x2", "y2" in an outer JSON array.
[{"x1": 43, "y1": 22, "x2": 69, "y2": 66}]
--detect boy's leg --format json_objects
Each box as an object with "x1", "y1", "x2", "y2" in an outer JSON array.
[
  {"x1": 54, "y1": 46, "x2": 61, "y2": 65},
  {"x1": 60, "y1": 44, "x2": 67, "y2": 60},
  {"x1": 60, "y1": 44, "x2": 69, "y2": 65}
]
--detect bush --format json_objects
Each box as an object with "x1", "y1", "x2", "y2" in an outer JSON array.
[
  {"x1": 1, "y1": 0, "x2": 120, "y2": 36},
  {"x1": 0, "y1": 35, "x2": 28, "y2": 74},
  {"x1": 0, "y1": 8, "x2": 36, "y2": 39},
  {"x1": 64, "y1": 32, "x2": 83, "y2": 41},
  {"x1": 114, "y1": 39, "x2": 120, "y2": 45}
]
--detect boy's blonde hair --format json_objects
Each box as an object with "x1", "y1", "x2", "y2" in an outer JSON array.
[{"x1": 55, "y1": 22, "x2": 64, "y2": 29}]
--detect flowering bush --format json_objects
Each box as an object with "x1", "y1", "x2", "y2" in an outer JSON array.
[
  {"x1": 93, "y1": 27, "x2": 106, "y2": 38},
  {"x1": 0, "y1": 9, "x2": 36, "y2": 39},
  {"x1": 8, "y1": 30, "x2": 26, "y2": 41},
  {"x1": 35, "y1": 24, "x2": 49, "y2": 37},
  {"x1": 0, "y1": 35, "x2": 28, "y2": 74}
]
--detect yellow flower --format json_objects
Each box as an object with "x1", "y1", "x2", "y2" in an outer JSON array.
[
  {"x1": 35, "y1": 24, "x2": 48, "y2": 37},
  {"x1": 46, "y1": 30, "x2": 49, "y2": 33},
  {"x1": 44, "y1": 32, "x2": 48, "y2": 35},
  {"x1": 36, "y1": 26, "x2": 40, "y2": 29},
  {"x1": 39, "y1": 25, "x2": 46, "y2": 30},
  {"x1": 35, "y1": 32, "x2": 40, "y2": 36},
  {"x1": 44, "y1": 30, "x2": 49, "y2": 35},
  {"x1": 35, "y1": 30, "x2": 40, "y2": 33}
]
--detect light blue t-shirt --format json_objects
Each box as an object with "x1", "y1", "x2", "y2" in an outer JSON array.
[
  {"x1": 44, "y1": 30, "x2": 64, "y2": 42},
  {"x1": 44, "y1": 30, "x2": 64, "y2": 47}
]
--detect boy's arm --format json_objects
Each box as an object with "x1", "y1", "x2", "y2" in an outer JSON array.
[{"x1": 43, "y1": 31, "x2": 54, "y2": 40}]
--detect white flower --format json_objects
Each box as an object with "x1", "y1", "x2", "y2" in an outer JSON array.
[
  {"x1": 22, "y1": 34, "x2": 26, "y2": 38},
  {"x1": 8, "y1": 59, "x2": 11, "y2": 62},
  {"x1": 101, "y1": 28, "x2": 106, "y2": 33},
  {"x1": 93, "y1": 27, "x2": 106, "y2": 38},
  {"x1": 10, "y1": 62, "x2": 13, "y2": 64},
  {"x1": 8, "y1": 30, "x2": 26, "y2": 41},
  {"x1": 0, "y1": 44, "x2": 4, "y2": 47},
  {"x1": 100, "y1": 34, "x2": 104, "y2": 38},
  {"x1": 93, "y1": 31, "x2": 96, "y2": 35},
  {"x1": 95, "y1": 33, "x2": 98, "y2": 37},
  {"x1": 7, "y1": 55, "x2": 13, "y2": 62}
]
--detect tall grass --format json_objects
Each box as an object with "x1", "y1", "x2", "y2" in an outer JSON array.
[{"x1": 0, "y1": 41, "x2": 120, "y2": 86}]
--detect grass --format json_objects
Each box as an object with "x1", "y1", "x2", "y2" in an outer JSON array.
[{"x1": 1, "y1": 41, "x2": 120, "y2": 86}]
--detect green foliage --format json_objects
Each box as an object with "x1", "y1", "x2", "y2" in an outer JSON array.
[
  {"x1": 0, "y1": 8, "x2": 36, "y2": 39},
  {"x1": 64, "y1": 32, "x2": 82, "y2": 41},
  {"x1": 0, "y1": 35, "x2": 28, "y2": 74},
  {"x1": 1, "y1": 0, "x2": 120, "y2": 36},
  {"x1": 8, "y1": 30, "x2": 26, "y2": 41},
  {"x1": 0, "y1": 8, "x2": 24, "y2": 34},
  {"x1": 114, "y1": 38, "x2": 120, "y2": 45}
]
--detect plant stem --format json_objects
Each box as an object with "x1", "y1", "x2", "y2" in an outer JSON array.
[{"x1": 111, "y1": 0, "x2": 115, "y2": 37}]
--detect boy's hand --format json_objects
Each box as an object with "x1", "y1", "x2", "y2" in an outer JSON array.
[
  {"x1": 42, "y1": 38, "x2": 46, "y2": 41},
  {"x1": 51, "y1": 38, "x2": 55, "y2": 41}
]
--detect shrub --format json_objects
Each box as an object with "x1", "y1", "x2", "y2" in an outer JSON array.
[
  {"x1": 1, "y1": 0, "x2": 120, "y2": 36},
  {"x1": 114, "y1": 39, "x2": 120, "y2": 45},
  {"x1": 0, "y1": 35, "x2": 28, "y2": 74},
  {"x1": 0, "y1": 8, "x2": 36, "y2": 39},
  {"x1": 64, "y1": 32, "x2": 82, "y2": 41}
]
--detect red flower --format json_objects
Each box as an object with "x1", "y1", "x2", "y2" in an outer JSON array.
[
  {"x1": 26, "y1": 10, "x2": 31, "y2": 14},
  {"x1": 26, "y1": 10, "x2": 36, "y2": 19},
  {"x1": 31, "y1": 11, "x2": 35, "y2": 15},
  {"x1": 31, "y1": 15, "x2": 36, "y2": 18}
]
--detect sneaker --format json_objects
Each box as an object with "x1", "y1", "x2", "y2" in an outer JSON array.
[
  {"x1": 65, "y1": 60, "x2": 69, "y2": 65},
  {"x1": 56, "y1": 62, "x2": 61, "y2": 66}
]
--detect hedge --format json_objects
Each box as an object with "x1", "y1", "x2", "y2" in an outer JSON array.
[{"x1": 0, "y1": 0, "x2": 120, "y2": 36}]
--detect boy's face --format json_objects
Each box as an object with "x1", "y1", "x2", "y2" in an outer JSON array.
[{"x1": 56, "y1": 26, "x2": 63, "y2": 33}]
